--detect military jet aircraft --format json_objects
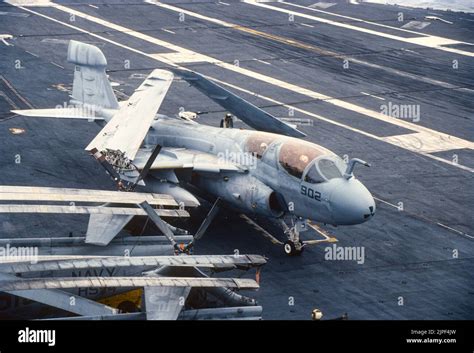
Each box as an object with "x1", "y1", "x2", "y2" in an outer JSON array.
[{"x1": 13, "y1": 40, "x2": 376, "y2": 256}]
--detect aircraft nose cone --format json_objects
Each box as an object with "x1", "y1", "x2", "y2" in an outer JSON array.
[{"x1": 330, "y1": 178, "x2": 375, "y2": 225}]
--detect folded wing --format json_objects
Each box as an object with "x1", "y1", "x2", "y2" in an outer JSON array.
[
  {"x1": 173, "y1": 68, "x2": 305, "y2": 138},
  {"x1": 86, "y1": 69, "x2": 174, "y2": 160}
]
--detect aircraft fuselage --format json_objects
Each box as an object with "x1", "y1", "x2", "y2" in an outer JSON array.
[{"x1": 147, "y1": 119, "x2": 375, "y2": 226}]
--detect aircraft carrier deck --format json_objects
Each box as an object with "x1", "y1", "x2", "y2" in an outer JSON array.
[{"x1": 0, "y1": 0, "x2": 472, "y2": 320}]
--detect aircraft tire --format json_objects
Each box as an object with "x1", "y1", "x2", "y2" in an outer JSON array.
[{"x1": 284, "y1": 240, "x2": 305, "y2": 256}]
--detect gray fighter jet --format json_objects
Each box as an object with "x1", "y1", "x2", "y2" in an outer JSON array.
[{"x1": 13, "y1": 40, "x2": 376, "y2": 255}]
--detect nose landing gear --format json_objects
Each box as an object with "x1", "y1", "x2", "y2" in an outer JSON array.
[
  {"x1": 240, "y1": 214, "x2": 337, "y2": 257},
  {"x1": 280, "y1": 219, "x2": 305, "y2": 256}
]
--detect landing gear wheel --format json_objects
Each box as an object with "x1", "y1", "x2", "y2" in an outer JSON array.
[
  {"x1": 284, "y1": 241, "x2": 304, "y2": 256},
  {"x1": 284, "y1": 241, "x2": 295, "y2": 255}
]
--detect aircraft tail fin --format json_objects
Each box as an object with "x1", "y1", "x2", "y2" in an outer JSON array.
[{"x1": 67, "y1": 40, "x2": 119, "y2": 110}]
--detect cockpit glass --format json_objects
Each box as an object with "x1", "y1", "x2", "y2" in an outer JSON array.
[
  {"x1": 318, "y1": 158, "x2": 343, "y2": 180},
  {"x1": 304, "y1": 165, "x2": 325, "y2": 184},
  {"x1": 304, "y1": 157, "x2": 346, "y2": 184},
  {"x1": 245, "y1": 132, "x2": 279, "y2": 159},
  {"x1": 279, "y1": 140, "x2": 327, "y2": 178}
]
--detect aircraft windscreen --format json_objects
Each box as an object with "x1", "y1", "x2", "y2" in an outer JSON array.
[
  {"x1": 304, "y1": 157, "x2": 346, "y2": 183},
  {"x1": 318, "y1": 158, "x2": 343, "y2": 180},
  {"x1": 279, "y1": 140, "x2": 327, "y2": 178},
  {"x1": 304, "y1": 164, "x2": 325, "y2": 183}
]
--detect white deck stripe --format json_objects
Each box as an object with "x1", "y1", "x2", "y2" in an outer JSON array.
[
  {"x1": 282, "y1": 1, "x2": 462, "y2": 38},
  {"x1": 161, "y1": 28, "x2": 175, "y2": 34},
  {"x1": 147, "y1": 3, "x2": 474, "y2": 149},
  {"x1": 255, "y1": 58, "x2": 272, "y2": 65},
  {"x1": 152, "y1": 1, "x2": 474, "y2": 93},
  {"x1": 244, "y1": 0, "x2": 474, "y2": 57},
  {"x1": 360, "y1": 91, "x2": 385, "y2": 101}
]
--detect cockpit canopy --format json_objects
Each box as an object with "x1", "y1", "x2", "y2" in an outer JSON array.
[
  {"x1": 245, "y1": 132, "x2": 278, "y2": 159},
  {"x1": 244, "y1": 132, "x2": 346, "y2": 183},
  {"x1": 278, "y1": 139, "x2": 346, "y2": 182}
]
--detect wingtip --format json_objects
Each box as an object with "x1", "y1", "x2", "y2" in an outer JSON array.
[{"x1": 288, "y1": 129, "x2": 306, "y2": 138}]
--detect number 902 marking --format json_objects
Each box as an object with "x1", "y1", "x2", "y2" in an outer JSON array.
[{"x1": 301, "y1": 185, "x2": 321, "y2": 202}]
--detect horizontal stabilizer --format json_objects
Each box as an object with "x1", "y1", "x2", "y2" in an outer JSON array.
[
  {"x1": 11, "y1": 108, "x2": 104, "y2": 120},
  {"x1": 173, "y1": 68, "x2": 306, "y2": 138}
]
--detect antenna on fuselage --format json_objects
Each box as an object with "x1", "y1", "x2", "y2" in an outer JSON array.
[{"x1": 344, "y1": 158, "x2": 370, "y2": 179}]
